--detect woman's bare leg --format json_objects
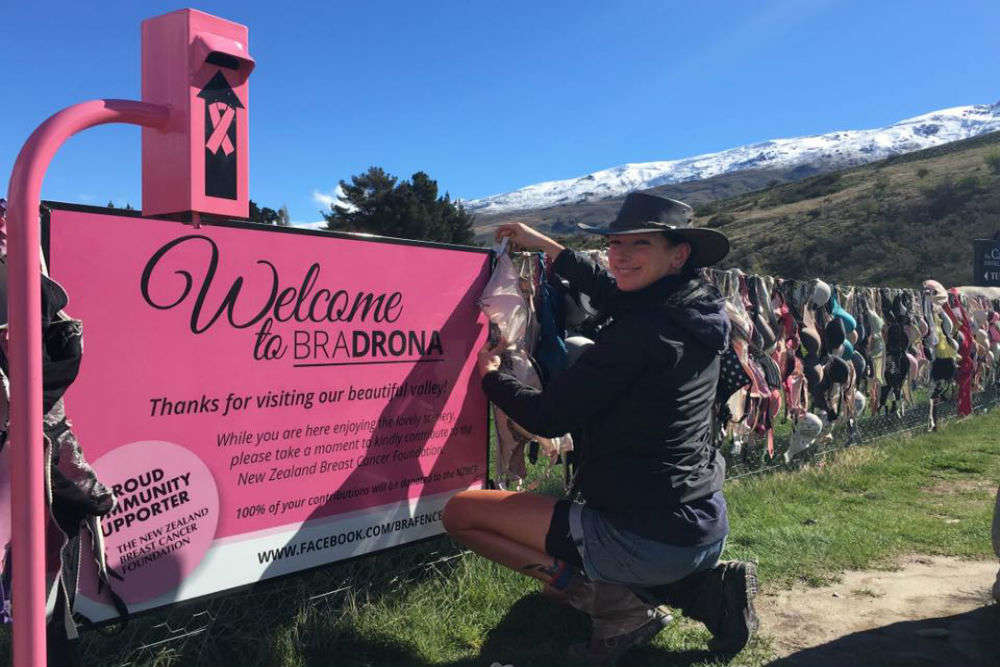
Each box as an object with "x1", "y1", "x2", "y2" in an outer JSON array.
[
  {"x1": 445, "y1": 490, "x2": 668, "y2": 649},
  {"x1": 443, "y1": 489, "x2": 564, "y2": 584}
]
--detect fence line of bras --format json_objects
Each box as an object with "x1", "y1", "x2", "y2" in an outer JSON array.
[{"x1": 478, "y1": 247, "x2": 999, "y2": 489}]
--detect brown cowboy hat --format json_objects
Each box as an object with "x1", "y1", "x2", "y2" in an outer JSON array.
[{"x1": 578, "y1": 192, "x2": 730, "y2": 267}]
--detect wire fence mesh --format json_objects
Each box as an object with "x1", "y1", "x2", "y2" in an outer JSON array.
[
  {"x1": 78, "y1": 537, "x2": 468, "y2": 666},
  {"x1": 54, "y1": 385, "x2": 1000, "y2": 665},
  {"x1": 725, "y1": 385, "x2": 1000, "y2": 479}
]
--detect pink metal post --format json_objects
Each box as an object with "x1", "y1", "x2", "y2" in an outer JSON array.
[
  {"x1": 5, "y1": 12, "x2": 252, "y2": 665},
  {"x1": 6, "y1": 99, "x2": 169, "y2": 667}
]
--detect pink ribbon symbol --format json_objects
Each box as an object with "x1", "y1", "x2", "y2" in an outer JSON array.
[{"x1": 206, "y1": 102, "x2": 236, "y2": 156}]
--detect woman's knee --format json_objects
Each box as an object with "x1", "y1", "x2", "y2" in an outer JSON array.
[
  {"x1": 444, "y1": 490, "x2": 557, "y2": 550},
  {"x1": 443, "y1": 489, "x2": 526, "y2": 534},
  {"x1": 442, "y1": 490, "x2": 478, "y2": 534}
]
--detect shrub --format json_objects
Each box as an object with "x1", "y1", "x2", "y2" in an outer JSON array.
[
  {"x1": 694, "y1": 203, "x2": 718, "y2": 217},
  {"x1": 705, "y1": 212, "x2": 735, "y2": 228},
  {"x1": 773, "y1": 172, "x2": 844, "y2": 205},
  {"x1": 920, "y1": 177, "x2": 980, "y2": 219},
  {"x1": 957, "y1": 175, "x2": 981, "y2": 191},
  {"x1": 917, "y1": 167, "x2": 929, "y2": 178},
  {"x1": 871, "y1": 175, "x2": 890, "y2": 199},
  {"x1": 985, "y1": 151, "x2": 1000, "y2": 174}
]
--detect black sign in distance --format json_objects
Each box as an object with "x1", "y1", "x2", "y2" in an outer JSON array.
[{"x1": 973, "y1": 239, "x2": 1000, "y2": 286}]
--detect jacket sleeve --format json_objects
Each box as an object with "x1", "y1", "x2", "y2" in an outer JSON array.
[
  {"x1": 552, "y1": 249, "x2": 618, "y2": 312},
  {"x1": 482, "y1": 322, "x2": 665, "y2": 437}
]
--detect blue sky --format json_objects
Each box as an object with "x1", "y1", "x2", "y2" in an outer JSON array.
[{"x1": 2, "y1": 0, "x2": 998, "y2": 223}]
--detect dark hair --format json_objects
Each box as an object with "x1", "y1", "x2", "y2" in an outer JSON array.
[{"x1": 662, "y1": 231, "x2": 697, "y2": 275}]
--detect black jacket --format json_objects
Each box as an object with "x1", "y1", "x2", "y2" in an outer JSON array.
[{"x1": 483, "y1": 250, "x2": 729, "y2": 521}]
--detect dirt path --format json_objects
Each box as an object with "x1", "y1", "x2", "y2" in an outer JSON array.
[{"x1": 757, "y1": 555, "x2": 999, "y2": 666}]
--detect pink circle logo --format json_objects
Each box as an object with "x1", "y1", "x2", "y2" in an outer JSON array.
[{"x1": 80, "y1": 441, "x2": 219, "y2": 605}]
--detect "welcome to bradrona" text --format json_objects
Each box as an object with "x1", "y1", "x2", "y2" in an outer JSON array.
[{"x1": 139, "y1": 235, "x2": 444, "y2": 363}]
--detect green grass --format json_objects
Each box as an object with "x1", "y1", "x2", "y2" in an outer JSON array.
[
  {"x1": 140, "y1": 410, "x2": 1000, "y2": 666},
  {"x1": 22, "y1": 408, "x2": 1000, "y2": 666},
  {"x1": 304, "y1": 412, "x2": 997, "y2": 667},
  {"x1": 724, "y1": 415, "x2": 999, "y2": 591}
]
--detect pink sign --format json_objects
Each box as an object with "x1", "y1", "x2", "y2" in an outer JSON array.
[
  {"x1": 47, "y1": 208, "x2": 489, "y2": 619},
  {"x1": 79, "y1": 441, "x2": 219, "y2": 604}
]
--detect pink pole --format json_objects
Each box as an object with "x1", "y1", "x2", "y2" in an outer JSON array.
[{"x1": 6, "y1": 99, "x2": 169, "y2": 667}]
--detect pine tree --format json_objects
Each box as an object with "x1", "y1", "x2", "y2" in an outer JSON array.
[
  {"x1": 249, "y1": 199, "x2": 280, "y2": 225},
  {"x1": 277, "y1": 205, "x2": 291, "y2": 227},
  {"x1": 322, "y1": 167, "x2": 475, "y2": 244}
]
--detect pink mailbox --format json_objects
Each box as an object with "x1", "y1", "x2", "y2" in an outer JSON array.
[{"x1": 141, "y1": 9, "x2": 254, "y2": 219}]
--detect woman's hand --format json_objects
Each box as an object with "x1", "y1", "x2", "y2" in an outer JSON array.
[
  {"x1": 477, "y1": 338, "x2": 504, "y2": 376},
  {"x1": 495, "y1": 223, "x2": 565, "y2": 258}
]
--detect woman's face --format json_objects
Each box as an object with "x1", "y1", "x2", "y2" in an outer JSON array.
[{"x1": 607, "y1": 232, "x2": 689, "y2": 291}]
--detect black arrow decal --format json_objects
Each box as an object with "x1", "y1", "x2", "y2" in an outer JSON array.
[{"x1": 198, "y1": 70, "x2": 240, "y2": 200}]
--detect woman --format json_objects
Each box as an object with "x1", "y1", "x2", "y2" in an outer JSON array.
[{"x1": 442, "y1": 192, "x2": 758, "y2": 664}]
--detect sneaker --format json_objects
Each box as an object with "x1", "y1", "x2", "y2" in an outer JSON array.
[
  {"x1": 707, "y1": 561, "x2": 759, "y2": 654},
  {"x1": 568, "y1": 606, "x2": 672, "y2": 665}
]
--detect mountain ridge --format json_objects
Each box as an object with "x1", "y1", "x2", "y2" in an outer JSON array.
[
  {"x1": 465, "y1": 101, "x2": 1000, "y2": 218},
  {"x1": 685, "y1": 129, "x2": 1000, "y2": 288}
]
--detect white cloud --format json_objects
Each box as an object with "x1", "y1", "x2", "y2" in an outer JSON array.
[
  {"x1": 311, "y1": 184, "x2": 356, "y2": 212},
  {"x1": 292, "y1": 220, "x2": 330, "y2": 230}
]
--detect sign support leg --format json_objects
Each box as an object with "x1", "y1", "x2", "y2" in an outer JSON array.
[{"x1": 5, "y1": 99, "x2": 169, "y2": 667}]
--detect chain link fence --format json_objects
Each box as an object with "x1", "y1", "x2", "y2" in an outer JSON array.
[{"x1": 42, "y1": 386, "x2": 999, "y2": 665}]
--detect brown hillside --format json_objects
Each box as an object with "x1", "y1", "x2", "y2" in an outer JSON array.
[
  {"x1": 711, "y1": 130, "x2": 1000, "y2": 287},
  {"x1": 477, "y1": 131, "x2": 1000, "y2": 288}
]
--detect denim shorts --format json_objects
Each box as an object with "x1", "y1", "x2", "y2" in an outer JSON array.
[{"x1": 567, "y1": 502, "x2": 725, "y2": 587}]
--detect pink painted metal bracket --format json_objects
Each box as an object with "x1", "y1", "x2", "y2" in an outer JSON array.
[{"x1": 5, "y1": 99, "x2": 170, "y2": 667}]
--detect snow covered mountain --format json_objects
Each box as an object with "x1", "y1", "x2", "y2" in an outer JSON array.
[{"x1": 465, "y1": 102, "x2": 1000, "y2": 215}]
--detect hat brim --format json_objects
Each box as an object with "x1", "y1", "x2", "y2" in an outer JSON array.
[{"x1": 577, "y1": 222, "x2": 730, "y2": 267}]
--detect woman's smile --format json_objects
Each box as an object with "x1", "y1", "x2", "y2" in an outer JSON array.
[{"x1": 608, "y1": 232, "x2": 685, "y2": 291}]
